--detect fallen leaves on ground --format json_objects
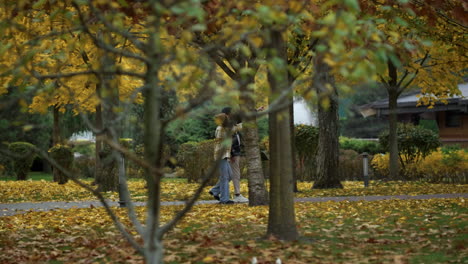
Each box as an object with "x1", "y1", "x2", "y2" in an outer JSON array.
[
  {"x1": 0, "y1": 198, "x2": 466, "y2": 263},
  {"x1": 0, "y1": 179, "x2": 467, "y2": 203}
]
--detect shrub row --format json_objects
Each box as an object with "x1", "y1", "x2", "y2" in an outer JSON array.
[{"x1": 372, "y1": 147, "x2": 468, "y2": 183}]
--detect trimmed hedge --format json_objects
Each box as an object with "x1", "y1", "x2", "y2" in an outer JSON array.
[
  {"x1": 339, "y1": 137, "x2": 383, "y2": 155},
  {"x1": 177, "y1": 140, "x2": 217, "y2": 184},
  {"x1": 294, "y1": 124, "x2": 319, "y2": 181},
  {"x1": 0, "y1": 146, "x2": 13, "y2": 177},
  {"x1": 8, "y1": 142, "x2": 36, "y2": 180}
]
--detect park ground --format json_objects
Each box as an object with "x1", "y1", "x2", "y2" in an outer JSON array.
[{"x1": 0, "y1": 174, "x2": 467, "y2": 263}]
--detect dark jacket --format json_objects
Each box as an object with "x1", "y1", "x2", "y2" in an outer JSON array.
[{"x1": 231, "y1": 131, "x2": 244, "y2": 157}]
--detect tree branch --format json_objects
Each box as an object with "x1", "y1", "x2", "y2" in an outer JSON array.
[{"x1": 26, "y1": 147, "x2": 145, "y2": 255}]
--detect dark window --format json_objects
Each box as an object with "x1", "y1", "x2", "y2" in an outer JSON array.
[{"x1": 445, "y1": 111, "x2": 462, "y2": 128}]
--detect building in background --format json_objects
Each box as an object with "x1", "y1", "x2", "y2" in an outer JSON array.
[{"x1": 360, "y1": 83, "x2": 468, "y2": 147}]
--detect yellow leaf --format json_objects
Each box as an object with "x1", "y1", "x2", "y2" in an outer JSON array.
[{"x1": 202, "y1": 256, "x2": 215, "y2": 263}]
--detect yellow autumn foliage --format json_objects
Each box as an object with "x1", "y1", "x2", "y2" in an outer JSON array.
[
  {"x1": 0, "y1": 197, "x2": 466, "y2": 263},
  {"x1": 1, "y1": 178, "x2": 467, "y2": 204},
  {"x1": 372, "y1": 148, "x2": 468, "y2": 182}
]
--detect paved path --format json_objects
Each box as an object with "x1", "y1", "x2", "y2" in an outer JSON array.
[{"x1": 1, "y1": 193, "x2": 467, "y2": 217}]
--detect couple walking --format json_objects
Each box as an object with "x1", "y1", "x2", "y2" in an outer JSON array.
[{"x1": 209, "y1": 107, "x2": 249, "y2": 204}]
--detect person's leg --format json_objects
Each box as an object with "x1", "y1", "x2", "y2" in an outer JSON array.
[
  {"x1": 209, "y1": 180, "x2": 220, "y2": 200},
  {"x1": 230, "y1": 155, "x2": 241, "y2": 195},
  {"x1": 219, "y1": 159, "x2": 233, "y2": 203},
  {"x1": 230, "y1": 156, "x2": 248, "y2": 203}
]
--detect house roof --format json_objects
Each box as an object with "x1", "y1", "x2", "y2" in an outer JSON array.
[{"x1": 360, "y1": 83, "x2": 468, "y2": 117}]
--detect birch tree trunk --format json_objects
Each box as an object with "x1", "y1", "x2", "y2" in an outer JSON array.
[{"x1": 239, "y1": 77, "x2": 269, "y2": 206}]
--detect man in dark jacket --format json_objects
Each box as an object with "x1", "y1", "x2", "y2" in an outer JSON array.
[{"x1": 221, "y1": 107, "x2": 248, "y2": 203}]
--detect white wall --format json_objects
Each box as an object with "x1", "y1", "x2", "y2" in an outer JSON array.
[{"x1": 293, "y1": 99, "x2": 317, "y2": 126}]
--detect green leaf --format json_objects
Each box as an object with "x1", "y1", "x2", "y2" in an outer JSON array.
[
  {"x1": 344, "y1": 0, "x2": 360, "y2": 12},
  {"x1": 32, "y1": 0, "x2": 47, "y2": 9},
  {"x1": 316, "y1": 44, "x2": 327, "y2": 53}
]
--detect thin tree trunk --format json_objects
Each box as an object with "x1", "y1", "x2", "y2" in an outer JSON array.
[
  {"x1": 266, "y1": 29, "x2": 299, "y2": 241},
  {"x1": 143, "y1": 19, "x2": 164, "y2": 263},
  {"x1": 312, "y1": 55, "x2": 343, "y2": 189},
  {"x1": 387, "y1": 61, "x2": 400, "y2": 180},
  {"x1": 52, "y1": 104, "x2": 61, "y2": 182},
  {"x1": 239, "y1": 77, "x2": 269, "y2": 206},
  {"x1": 289, "y1": 98, "x2": 298, "y2": 192},
  {"x1": 388, "y1": 89, "x2": 399, "y2": 180},
  {"x1": 95, "y1": 102, "x2": 102, "y2": 181}
]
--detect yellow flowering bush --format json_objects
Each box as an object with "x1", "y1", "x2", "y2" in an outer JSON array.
[
  {"x1": 371, "y1": 148, "x2": 468, "y2": 183},
  {"x1": 371, "y1": 153, "x2": 391, "y2": 179},
  {"x1": 417, "y1": 148, "x2": 468, "y2": 183}
]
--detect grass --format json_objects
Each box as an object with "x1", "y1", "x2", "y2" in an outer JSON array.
[
  {"x1": 0, "y1": 198, "x2": 466, "y2": 263},
  {"x1": 0, "y1": 171, "x2": 53, "y2": 181},
  {"x1": 0, "y1": 174, "x2": 467, "y2": 203}
]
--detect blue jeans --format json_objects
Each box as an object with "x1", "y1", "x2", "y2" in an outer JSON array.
[{"x1": 210, "y1": 159, "x2": 232, "y2": 203}]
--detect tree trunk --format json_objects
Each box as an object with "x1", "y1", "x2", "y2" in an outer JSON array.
[
  {"x1": 388, "y1": 89, "x2": 400, "y2": 180},
  {"x1": 239, "y1": 77, "x2": 269, "y2": 206},
  {"x1": 52, "y1": 105, "x2": 61, "y2": 183},
  {"x1": 312, "y1": 55, "x2": 343, "y2": 189},
  {"x1": 387, "y1": 61, "x2": 400, "y2": 180},
  {"x1": 289, "y1": 98, "x2": 298, "y2": 192},
  {"x1": 266, "y1": 29, "x2": 299, "y2": 241},
  {"x1": 95, "y1": 45, "x2": 119, "y2": 192},
  {"x1": 143, "y1": 21, "x2": 165, "y2": 263},
  {"x1": 95, "y1": 102, "x2": 102, "y2": 181}
]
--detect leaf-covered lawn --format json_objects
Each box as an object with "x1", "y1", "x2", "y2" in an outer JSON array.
[
  {"x1": 0, "y1": 198, "x2": 466, "y2": 263},
  {"x1": 0, "y1": 178, "x2": 467, "y2": 203}
]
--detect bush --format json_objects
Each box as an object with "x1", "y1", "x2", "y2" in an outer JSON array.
[
  {"x1": 49, "y1": 144, "x2": 74, "y2": 184},
  {"x1": 71, "y1": 140, "x2": 95, "y2": 157},
  {"x1": 74, "y1": 155, "x2": 95, "y2": 178},
  {"x1": 371, "y1": 148, "x2": 467, "y2": 183},
  {"x1": 294, "y1": 124, "x2": 319, "y2": 181},
  {"x1": 8, "y1": 142, "x2": 36, "y2": 180},
  {"x1": 268, "y1": 125, "x2": 373, "y2": 182},
  {"x1": 0, "y1": 145, "x2": 14, "y2": 177},
  {"x1": 339, "y1": 137, "x2": 383, "y2": 155},
  {"x1": 177, "y1": 140, "x2": 217, "y2": 184},
  {"x1": 126, "y1": 143, "x2": 172, "y2": 178},
  {"x1": 338, "y1": 149, "x2": 371, "y2": 181},
  {"x1": 379, "y1": 123, "x2": 440, "y2": 170}
]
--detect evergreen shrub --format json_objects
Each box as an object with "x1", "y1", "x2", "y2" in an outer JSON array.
[
  {"x1": 379, "y1": 123, "x2": 440, "y2": 170},
  {"x1": 49, "y1": 144, "x2": 73, "y2": 184},
  {"x1": 8, "y1": 142, "x2": 36, "y2": 180},
  {"x1": 177, "y1": 140, "x2": 217, "y2": 184},
  {"x1": 0, "y1": 146, "x2": 13, "y2": 177},
  {"x1": 74, "y1": 155, "x2": 95, "y2": 178},
  {"x1": 339, "y1": 137, "x2": 383, "y2": 154},
  {"x1": 128, "y1": 143, "x2": 172, "y2": 178},
  {"x1": 71, "y1": 140, "x2": 95, "y2": 157},
  {"x1": 294, "y1": 124, "x2": 319, "y2": 181}
]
